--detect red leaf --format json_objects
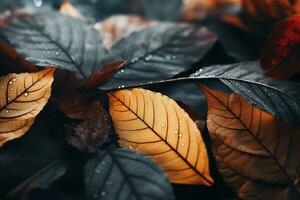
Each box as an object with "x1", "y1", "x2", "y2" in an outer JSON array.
[{"x1": 260, "y1": 15, "x2": 300, "y2": 79}]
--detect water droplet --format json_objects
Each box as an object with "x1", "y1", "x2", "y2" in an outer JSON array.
[
  {"x1": 172, "y1": 55, "x2": 177, "y2": 59},
  {"x1": 179, "y1": 133, "x2": 183, "y2": 138},
  {"x1": 181, "y1": 143, "x2": 185, "y2": 146},
  {"x1": 95, "y1": 169, "x2": 101, "y2": 174},
  {"x1": 12, "y1": 78, "x2": 16, "y2": 82},
  {"x1": 1, "y1": 86, "x2": 4, "y2": 89},
  {"x1": 102, "y1": 161, "x2": 106, "y2": 165},
  {"x1": 162, "y1": 123, "x2": 166, "y2": 127},
  {"x1": 10, "y1": 88, "x2": 13, "y2": 91},
  {"x1": 24, "y1": 92, "x2": 29, "y2": 97},
  {"x1": 165, "y1": 55, "x2": 172, "y2": 60},
  {"x1": 144, "y1": 54, "x2": 153, "y2": 61},
  {"x1": 33, "y1": 0, "x2": 43, "y2": 7},
  {"x1": 174, "y1": 130, "x2": 178, "y2": 135},
  {"x1": 101, "y1": 191, "x2": 106, "y2": 196},
  {"x1": 5, "y1": 110, "x2": 9, "y2": 113},
  {"x1": 121, "y1": 85, "x2": 125, "y2": 88},
  {"x1": 131, "y1": 58, "x2": 138, "y2": 63},
  {"x1": 7, "y1": 97, "x2": 10, "y2": 100},
  {"x1": 120, "y1": 69, "x2": 125, "y2": 73},
  {"x1": 55, "y1": 51, "x2": 60, "y2": 55},
  {"x1": 8, "y1": 81, "x2": 13, "y2": 85}
]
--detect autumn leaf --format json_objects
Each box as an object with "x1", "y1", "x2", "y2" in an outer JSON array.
[
  {"x1": 201, "y1": 86, "x2": 300, "y2": 199},
  {"x1": 183, "y1": 0, "x2": 241, "y2": 21},
  {"x1": 94, "y1": 15, "x2": 157, "y2": 49},
  {"x1": 242, "y1": 0, "x2": 300, "y2": 20},
  {"x1": 0, "y1": 68, "x2": 55, "y2": 146},
  {"x1": 260, "y1": 15, "x2": 300, "y2": 79},
  {"x1": 109, "y1": 88, "x2": 213, "y2": 185},
  {"x1": 60, "y1": 0, "x2": 84, "y2": 20}
]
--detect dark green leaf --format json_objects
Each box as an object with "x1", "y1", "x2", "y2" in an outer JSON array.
[
  {"x1": 84, "y1": 148, "x2": 174, "y2": 200},
  {"x1": 2, "y1": 11, "x2": 106, "y2": 79},
  {"x1": 99, "y1": 23, "x2": 217, "y2": 90},
  {"x1": 6, "y1": 159, "x2": 67, "y2": 200},
  {"x1": 190, "y1": 61, "x2": 300, "y2": 125}
]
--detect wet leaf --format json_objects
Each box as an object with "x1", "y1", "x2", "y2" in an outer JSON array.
[
  {"x1": 0, "y1": 68, "x2": 55, "y2": 146},
  {"x1": 2, "y1": 11, "x2": 106, "y2": 79},
  {"x1": 190, "y1": 61, "x2": 300, "y2": 125},
  {"x1": 100, "y1": 23, "x2": 217, "y2": 90},
  {"x1": 201, "y1": 86, "x2": 300, "y2": 200},
  {"x1": 84, "y1": 148, "x2": 174, "y2": 200},
  {"x1": 94, "y1": 15, "x2": 157, "y2": 49},
  {"x1": 260, "y1": 15, "x2": 300, "y2": 79},
  {"x1": 109, "y1": 88, "x2": 213, "y2": 185}
]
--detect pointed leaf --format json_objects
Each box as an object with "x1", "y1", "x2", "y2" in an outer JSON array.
[
  {"x1": 2, "y1": 11, "x2": 105, "y2": 79},
  {"x1": 0, "y1": 68, "x2": 55, "y2": 146},
  {"x1": 84, "y1": 148, "x2": 174, "y2": 200},
  {"x1": 201, "y1": 86, "x2": 300, "y2": 199},
  {"x1": 109, "y1": 88, "x2": 213, "y2": 185},
  {"x1": 100, "y1": 23, "x2": 217, "y2": 90},
  {"x1": 190, "y1": 61, "x2": 300, "y2": 125}
]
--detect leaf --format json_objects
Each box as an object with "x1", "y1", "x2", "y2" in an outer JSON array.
[
  {"x1": 94, "y1": 15, "x2": 157, "y2": 49},
  {"x1": 260, "y1": 15, "x2": 300, "y2": 79},
  {"x1": 100, "y1": 23, "x2": 217, "y2": 90},
  {"x1": 109, "y1": 88, "x2": 213, "y2": 185},
  {"x1": 66, "y1": 100, "x2": 112, "y2": 153},
  {"x1": 0, "y1": 68, "x2": 55, "y2": 146},
  {"x1": 201, "y1": 86, "x2": 300, "y2": 200},
  {"x1": 60, "y1": 0, "x2": 84, "y2": 20},
  {"x1": 5, "y1": 159, "x2": 67, "y2": 200},
  {"x1": 2, "y1": 11, "x2": 106, "y2": 79},
  {"x1": 84, "y1": 148, "x2": 175, "y2": 200},
  {"x1": 190, "y1": 61, "x2": 300, "y2": 126},
  {"x1": 183, "y1": 0, "x2": 241, "y2": 21},
  {"x1": 242, "y1": 0, "x2": 300, "y2": 20},
  {"x1": 0, "y1": 111, "x2": 66, "y2": 195}
]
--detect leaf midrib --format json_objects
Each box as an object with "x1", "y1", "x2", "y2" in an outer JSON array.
[{"x1": 111, "y1": 93, "x2": 213, "y2": 185}]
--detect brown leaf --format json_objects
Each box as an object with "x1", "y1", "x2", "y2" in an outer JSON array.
[
  {"x1": 84, "y1": 60, "x2": 126, "y2": 90},
  {"x1": 94, "y1": 15, "x2": 157, "y2": 49},
  {"x1": 242, "y1": 0, "x2": 300, "y2": 20},
  {"x1": 260, "y1": 15, "x2": 300, "y2": 79},
  {"x1": 109, "y1": 88, "x2": 213, "y2": 185},
  {"x1": 201, "y1": 86, "x2": 300, "y2": 199},
  {"x1": 60, "y1": 0, "x2": 84, "y2": 20},
  {"x1": 0, "y1": 68, "x2": 55, "y2": 146},
  {"x1": 0, "y1": 43, "x2": 37, "y2": 75},
  {"x1": 183, "y1": 0, "x2": 241, "y2": 21},
  {"x1": 66, "y1": 100, "x2": 112, "y2": 153}
]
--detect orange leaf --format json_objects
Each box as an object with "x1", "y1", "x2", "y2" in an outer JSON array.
[
  {"x1": 60, "y1": 0, "x2": 84, "y2": 20},
  {"x1": 109, "y1": 88, "x2": 213, "y2": 185},
  {"x1": 0, "y1": 68, "x2": 55, "y2": 146},
  {"x1": 201, "y1": 86, "x2": 300, "y2": 199}
]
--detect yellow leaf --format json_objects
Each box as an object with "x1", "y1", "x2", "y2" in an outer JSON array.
[
  {"x1": 109, "y1": 88, "x2": 213, "y2": 185},
  {"x1": 201, "y1": 86, "x2": 300, "y2": 199},
  {"x1": 0, "y1": 68, "x2": 55, "y2": 146}
]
